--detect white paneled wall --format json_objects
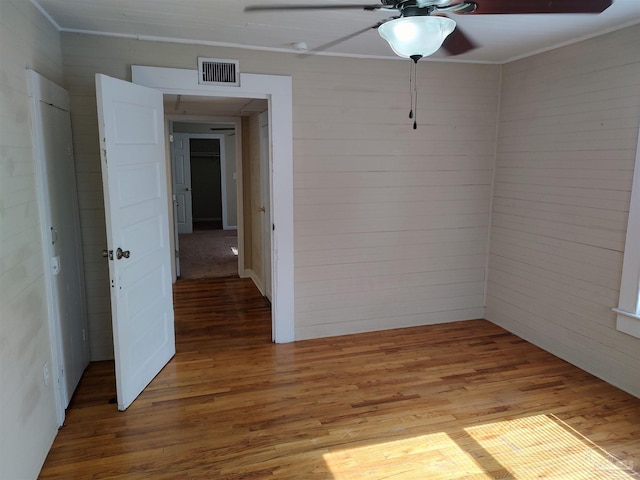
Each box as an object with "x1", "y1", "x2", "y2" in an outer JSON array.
[
  {"x1": 0, "y1": 1, "x2": 64, "y2": 478},
  {"x1": 293, "y1": 59, "x2": 498, "y2": 339},
  {"x1": 60, "y1": 33, "x2": 500, "y2": 351},
  {"x1": 485, "y1": 25, "x2": 640, "y2": 397}
]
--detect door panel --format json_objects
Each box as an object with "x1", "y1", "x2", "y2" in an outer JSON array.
[
  {"x1": 31, "y1": 70, "x2": 90, "y2": 410},
  {"x1": 96, "y1": 74, "x2": 175, "y2": 411},
  {"x1": 171, "y1": 133, "x2": 193, "y2": 234},
  {"x1": 42, "y1": 102, "x2": 90, "y2": 406},
  {"x1": 259, "y1": 111, "x2": 272, "y2": 301}
]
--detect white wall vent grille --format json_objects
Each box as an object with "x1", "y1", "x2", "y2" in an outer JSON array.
[{"x1": 198, "y1": 58, "x2": 240, "y2": 86}]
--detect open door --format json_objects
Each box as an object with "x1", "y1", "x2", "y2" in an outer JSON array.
[
  {"x1": 171, "y1": 133, "x2": 193, "y2": 234},
  {"x1": 259, "y1": 111, "x2": 272, "y2": 301},
  {"x1": 96, "y1": 74, "x2": 175, "y2": 411}
]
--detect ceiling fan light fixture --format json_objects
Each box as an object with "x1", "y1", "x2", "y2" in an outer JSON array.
[{"x1": 378, "y1": 16, "x2": 456, "y2": 59}]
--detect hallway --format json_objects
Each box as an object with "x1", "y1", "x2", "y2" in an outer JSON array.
[{"x1": 178, "y1": 226, "x2": 239, "y2": 280}]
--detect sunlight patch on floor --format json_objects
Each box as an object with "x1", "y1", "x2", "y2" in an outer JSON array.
[
  {"x1": 324, "y1": 431, "x2": 482, "y2": 479},
  {"x1": 323, "y1": 414, "x2": 637, "y2": 479}
]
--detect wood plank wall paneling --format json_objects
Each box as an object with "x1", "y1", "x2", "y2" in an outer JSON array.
[
  {"x1": 59, "y1": 33, "x2": 500, "y2": 351},
  {"x1": 291, "y1": 57, "x2": 499, "y2": 339},
  {"x1": 485, "y1": 25, "x2": 640, "y2": 398},
  {"x1": 0, "y1": 1, "x2": 65, "y2": 478}
]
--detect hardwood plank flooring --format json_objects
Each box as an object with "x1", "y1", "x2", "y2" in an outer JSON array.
[{"x1": 40, "y1": 277, "x2": 640, "y2": 479}]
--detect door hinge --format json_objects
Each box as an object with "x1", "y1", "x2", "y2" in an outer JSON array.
[
  {"x1": 175, "y1": 250, "x2": 180, "y2": 258},
  {"x1": 169, "y1": 134, "x2": 174, "y2": 143}
]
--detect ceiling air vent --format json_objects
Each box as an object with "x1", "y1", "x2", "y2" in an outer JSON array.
[{"x1": 198, "y1": 58, "x2": 240, "y2": 87}]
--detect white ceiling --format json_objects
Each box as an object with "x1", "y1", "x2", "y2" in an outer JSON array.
[
  {"x1": 164, "y1": 95, "x2": 268, "y2": 117},
  {"x1": 34, "y1": 0, "x2": 640, "y2": 63}
]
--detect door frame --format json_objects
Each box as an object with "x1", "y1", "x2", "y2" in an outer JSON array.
[
  {"x1": 258, "y1": 110, "x2": 272, "y2": 301},
  {"x1": 133, "y1": 66, "x2": 294, "y2": 343},
  {"x1": 170, "y1": 133, "x2": 194, "y2": 234}
]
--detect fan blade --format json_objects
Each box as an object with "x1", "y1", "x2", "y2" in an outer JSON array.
[
  {"x1": 469, "y1": 0, "x2": 612, "y2": 14},
  {"x1": 436, "y1": 2, "x2": 477, "y2": 14},
  {"x1": 245, "y1": 3, "x2": 383, "y2": 12},
  {"x1": 442, "y1": 26, "x2": 476, "y2": 55},
  {"x1": 298, "y1": 21, "x2": 386, "y2": 57}
]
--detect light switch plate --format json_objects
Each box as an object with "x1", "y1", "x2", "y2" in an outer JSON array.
[{"x1": 51, "y1": 256, "x2": 61, "y2": 275}]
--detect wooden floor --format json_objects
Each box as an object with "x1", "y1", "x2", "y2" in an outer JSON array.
[{"x1": 40, "y1": 277, "x2": 640, "y2": 479}]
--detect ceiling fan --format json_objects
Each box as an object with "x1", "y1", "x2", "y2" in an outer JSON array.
[
  {"x1": 245, "y1": 0, "x2": 612, "y2": 129},
  {"x1": 245, "y1": 0, "x2": 613, "y2": 59}
]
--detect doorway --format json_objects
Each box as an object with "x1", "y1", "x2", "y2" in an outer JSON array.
[
  {"x1": 170, "y1": 123, "x2": 241, "y2": 280},
  {"x1": 90, "y1": 71, "x2": 292, "y2": 412},
  {"x1": 132, "y1": 65, "x2": 294, "y2": 343}
]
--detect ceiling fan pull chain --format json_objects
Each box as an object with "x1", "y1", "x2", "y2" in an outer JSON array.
[
  {"x1": 409, "y1": 60, "x2": 414, "y2": 120},
  {"x1": 409, "y1": 55, "x2": 421, "y2": 130},
  {"x1": 413, "y1": 89, "x2": 418, "y2": 130},
  {"x1": 413, "y1": 59, "x2": 419, "y2": 130}
]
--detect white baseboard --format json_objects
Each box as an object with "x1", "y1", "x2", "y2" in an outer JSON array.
[{"x1": 244, "y1": 269, "x2": 265, "y2": 296}]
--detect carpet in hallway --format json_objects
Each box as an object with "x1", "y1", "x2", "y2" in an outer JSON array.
[{"x1": 178, "y1": 229, "x2": 238, "y2": 279}]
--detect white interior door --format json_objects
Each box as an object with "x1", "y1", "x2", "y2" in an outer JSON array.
[
  {"x1": 42, "y1": 100, "x2": 90, "y2": 406},
  {"x1": 96, "y1": 74, "x2": 176, "y2": 411},
  {"x1": 172, "y1": 192, "x2": 181, "y2": 278},
  {"x1": 259, "y1": 111, "x2": 272, "y2": 301},
  {"x1": 28, "y1": 70, "x2": 90, "y2": 418},
  {"x1": 171, "y1": 133, "x2": 193, "y2": 234}
]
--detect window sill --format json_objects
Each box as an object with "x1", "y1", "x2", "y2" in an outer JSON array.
[{"x1": 613, "y1": 308, "x2": 640, "y2": 339}]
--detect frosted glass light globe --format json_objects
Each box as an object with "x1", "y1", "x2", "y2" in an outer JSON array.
[{"x1": 378, "y1": 16, "x2": 456, "y2": 59}]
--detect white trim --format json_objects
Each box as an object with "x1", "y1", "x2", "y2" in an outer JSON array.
[
  {"x1": 258, "y1": 110, "x2": 272, "y2": 301},
  {"x1": 30, "y1": 0, "x2": 62, "y2": 31},
  {"x1": 133, "y1": 66, "x2": 295, "y2": 343},
  {"x1": 248, "y1": 269, "x2": 266, "y2": 297},
  {"x1": 40, "y1": 24, "x2": 497, "y2": 64},
  {"x1": 613, "y1": 111, "x2": 640, "y2": 339},
  {"x1": 614, "y1": 309, "x2": 640, "y2": 339},
  {"x1": 613, "y1": 309, "x2": 640, "y2": 321},
  {"x1": 26, "y1": 69, "x2": 66, "y2": 427}
]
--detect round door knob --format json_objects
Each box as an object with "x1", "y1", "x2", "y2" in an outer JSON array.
[{"x1": 116, "y1": 248, "x2": 130, "y2": 260}]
